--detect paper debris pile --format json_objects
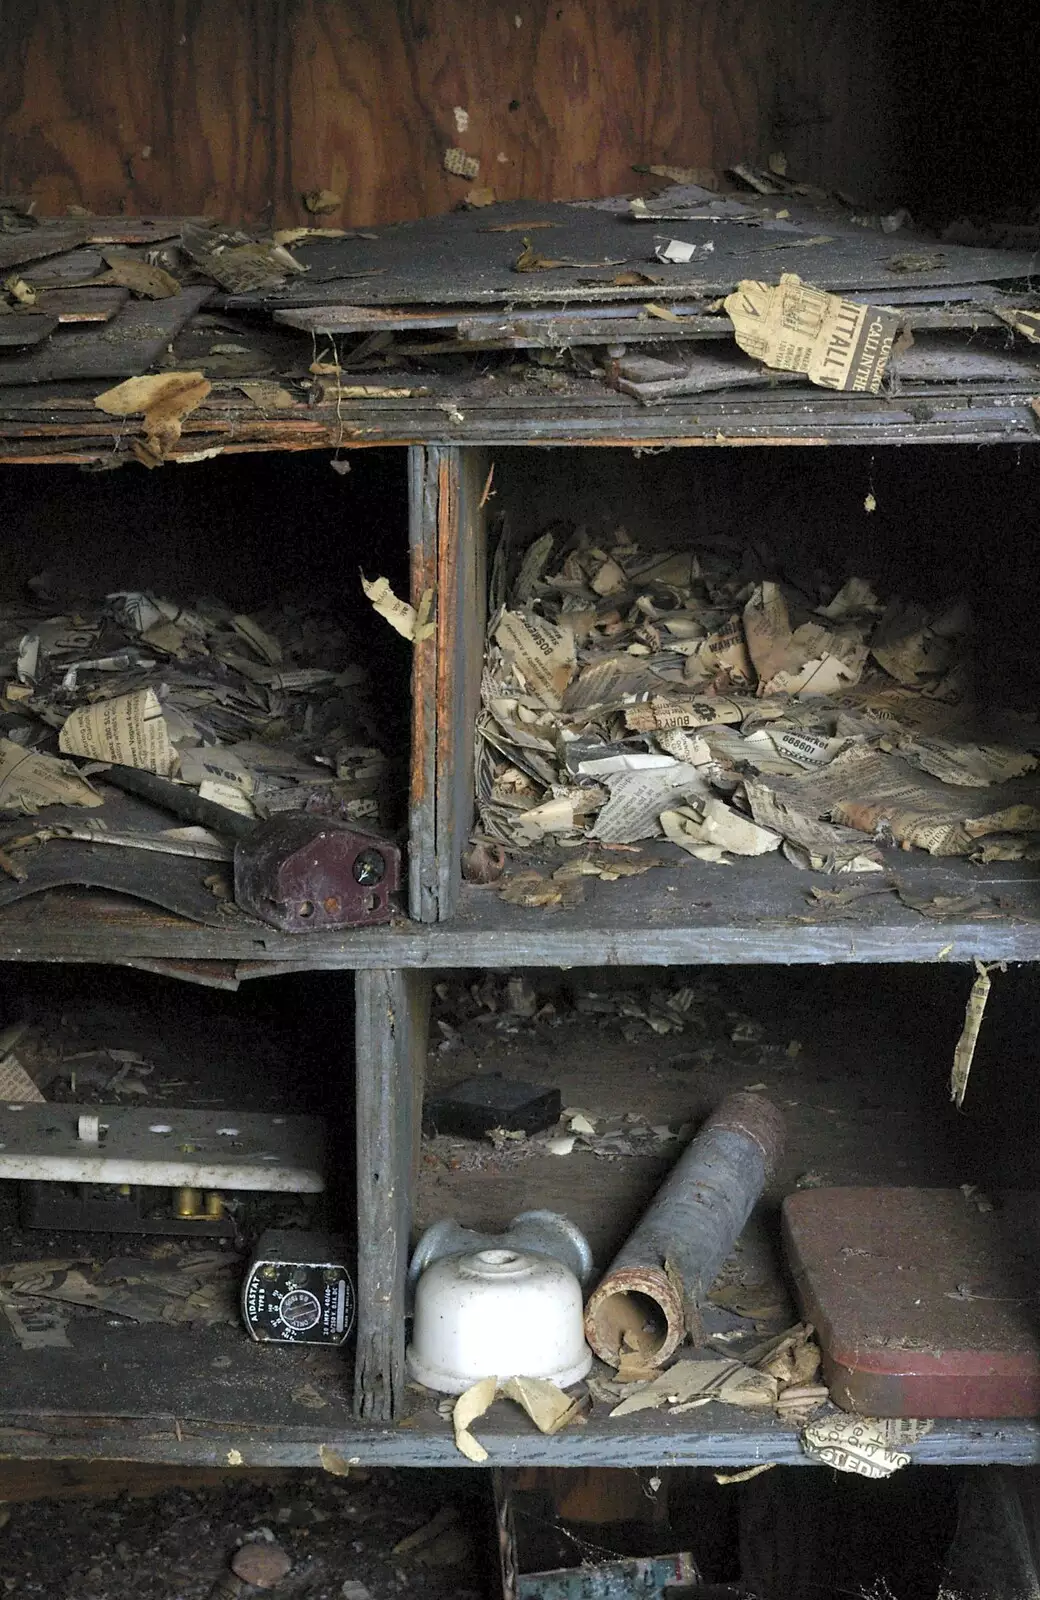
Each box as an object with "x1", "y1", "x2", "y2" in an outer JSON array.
[
  {"x1": 477, "y1": 525, "x2": 1040, "y2": 873},
  {"x1": 0, "y1": 1248, "x2": 241, "y2": 1326},
  {"x1": 0, "y1": 584, "x2": 388, "y2": 841},
  {"x1": 587, "y1": 1321, "x2": 827, "y2": 1427}
]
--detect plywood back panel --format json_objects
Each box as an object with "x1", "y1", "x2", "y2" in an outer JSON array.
[{"x1": 0, "y1": 0, "x2": 906, "y2": 227}]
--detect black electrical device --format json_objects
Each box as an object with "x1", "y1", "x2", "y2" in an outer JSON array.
[
  {"x1": 422, "y1": 1073, "x2": 561, "y2": 1140},
  {"x1": 241, "y1": 1229, "x2": 355, "y2": 1347}
]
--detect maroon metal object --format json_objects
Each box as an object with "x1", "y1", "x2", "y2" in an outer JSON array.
[
  {"x1": 783, "y1": 1187, "x2": 1040, "y2": 1418},
  {"x1": 233, "y1": 814, "x2": 401, "y2": 932}
]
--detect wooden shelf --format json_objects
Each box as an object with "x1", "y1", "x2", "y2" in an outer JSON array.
[
  {"x1": 2, "y1": 1320, "x2": 1036, "y2": 1468},
  {"x1": 0, "y1": 848, "x2": 1038, "y2": 973},
  {"x1": 439, "y1": 848, "x2": 1040, "y2": 967},
  {"x1": 0, "y1": 385, "x2": 1038, "y2": 462}
]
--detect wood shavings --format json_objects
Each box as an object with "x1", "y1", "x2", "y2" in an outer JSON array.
[
  {"x1": 498, "y1": 870, "x2": 566, "y2": 909},
  {"x1": 272, "y1": 226, "x2": 351, "y2": 245},
  {"x1": 715, "y1": 1463, "x2": 777, "y2": 1485},
  {"x1": 3, "y1": 275, "x2": 37, "y2": 305},
  {"x1": 514, "y1": 238, "x2": 626, "y2": 273}
]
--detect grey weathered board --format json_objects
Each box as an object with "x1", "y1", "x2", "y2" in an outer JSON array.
[
  {"x1": 35, "y1": 286, "x2": 130, "y2": 322},
  {"x1": 0, "y1": 285, "x2": 211, "y2": 385},
  {"x1": 0, "y1": 314, "x2": 58, "y2": 349},
  {"x1": 408, "y1": 445, "x2": 441, "y2": 922},
  {"x1": 0, "y1": 1317, "x2": 354, "y2": 1429},
  {"x1": 0, "y1": 1383, "x2": 1033, "y2": 1469},
  {"x1": 2, "y1": 388, "x2": 1036, "y2": 460},
  {"x1": 353, "y1": 967, "x2": 430, "y2": 1420},
  {"x1": 278, "y1": 300, "x2": 1015, "y2": 350},
  {"x1": 0, "y1": 851, "x2": 1033, "y2": 966},
  {"x1": 227, "y1": 201, "x2": 1040, "y2": 311},
  {"x1": 22, "y1": 248, "x2": 103, "y2": 287},
  {"x1": 0, "y1": 222, "x2": 88, "y2": 272},
  {"x1": 82, "y1": 217, "x2": 209, "y2": 245}
]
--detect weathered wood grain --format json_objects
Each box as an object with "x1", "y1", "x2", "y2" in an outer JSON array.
[
  {"x1": 353, "y1": 967, "x2": 430, "y2": 1421},
  {"x1": 0, "y1": 313, "x2": 58, "y2": 347},
  {"x1": 33, "y1": 286, "x2": 129, "y2": 322},
  {"x1": 0, "y1": 1406, "x2": 1034, "y2": 1470},
  {"x1": 0, "y1": 284, "x2": 211, "y2": 384},
  {"x1": 408, "y1": 445, "x2": 441, "y2": 922},
  {"x1": 0, "y1": 0, "x2": 892, "y2": 226},
  {"x1": 0, "y1": 2, "x2": 278, "y2": 221}
]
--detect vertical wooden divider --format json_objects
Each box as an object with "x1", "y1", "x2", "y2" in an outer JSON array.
[
  {"x1": 354, "y1": 445, "x2": 485, "y2": 1419},
  {"x1": 409, "y1": 444, "x2": 488, "y2": 923},
  {"x1": 353, "y1": 966, "x2": 431, "y2": 1421},
  {"x1": 434, "y1": 446, "x2": 489, "y2": 920},
  {"x1": 408, "y1": 446, "x2": 440, "y2": 922}
]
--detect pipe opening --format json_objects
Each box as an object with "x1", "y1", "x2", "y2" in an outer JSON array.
[{"x1": 590, "y1": 1288, "x2": 671, "y2": 1363}]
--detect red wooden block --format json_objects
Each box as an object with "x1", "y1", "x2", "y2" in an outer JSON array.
[{"x1": 783, "y1": 1187, "x2": 1040, "y2": 1417}]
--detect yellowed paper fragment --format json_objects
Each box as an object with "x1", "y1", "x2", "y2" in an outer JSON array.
[
  {"x1": 0, "y1": 738, "x2": 103, "y2": 813},
  {"x1": 610, "y1": 1357, "x2": 778, "y2": 1418},
  {"x1": 897, "y1": 738, "x2": 1037, "y2": 788},
  {"x1": 453, "y1": 1376, "x2": 497, "y2": 1463},
  {"x1": 994, "y1": 306, "x2": 1040, "y2": 343},
  {"x1": 724, "y1": 275, "x2": 900, "y2": 393},
  {"x1": 94, "y1": 372, "x2": 212, "y2": 461},
  {"x1": 801, "y1": 1415, "x2": 911, "y2": 1477},
  {"x1": 951, "y1": 958, "x2": 998, "y2": 1108},
  {"x1": 0, "y1": 1053, "x2": 44, "y2": 1102},
  {"x1": 197, "y1": 779, "x2": 258, "y2": 818},
  {"x1": 500, "y1": 1376, "x2": 582, "y2": 1435},
  {"x1": 361, "y1": 575, "x2": 418, "y2": 642},
  {"x1": 237, "y1": 381, "x2": 297, "y2": 409},
  {"x1": 625, "y1": 697, "x2": 749, "y2": 734},
  {"x1": 495, "y1": 611, "x2": 575, "y2": 710},
  {"x1": 591, "y1": 763, "x2": 709, "y2": 844},
  {"x1": 59, "y1": 687, "x2": 176, "y2": 776},
  {"x1": 660, "y1": 796, "x2": 780, "y2": 858},
  {"x1": 232, "y1": 614, "x2": 283, "y2": 666}
]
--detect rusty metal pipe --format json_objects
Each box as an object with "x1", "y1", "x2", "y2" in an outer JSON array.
[{"x1": 584, "y1": 1092, "x2": 785, "y2": 1368}]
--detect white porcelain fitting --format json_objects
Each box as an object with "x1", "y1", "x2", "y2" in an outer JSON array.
[
  {"x1": 406, "y1": 1246, "x2": 593, "y2": 1394},
  {"x1": 407, "y1": 1209, "x2": 594, "y2": 1296}
]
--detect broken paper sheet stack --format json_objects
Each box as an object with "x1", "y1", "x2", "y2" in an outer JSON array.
[
  {"x1": 476, "y1": 528, "x2": 1040, "y2": 874},
  {"x1": 0, "y1": 587, "x2": 387, "y2": 851}
]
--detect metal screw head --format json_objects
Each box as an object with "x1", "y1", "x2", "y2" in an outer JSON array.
[{"x1": 352, "y1": 848, "x2": 386, "y2": 886}]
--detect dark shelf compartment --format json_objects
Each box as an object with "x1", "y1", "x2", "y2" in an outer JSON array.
[{"x1": 406, "y1": 961, "x2": 1040, "y2": 1467}]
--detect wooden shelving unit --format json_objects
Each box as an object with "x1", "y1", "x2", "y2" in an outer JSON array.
[
  {"x1": 0, "y1": 0, "x2": 1038, "y2": 1487},
  {"x1": 0, "y1": 430, "x2": 1038, "y2": 1461}
]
